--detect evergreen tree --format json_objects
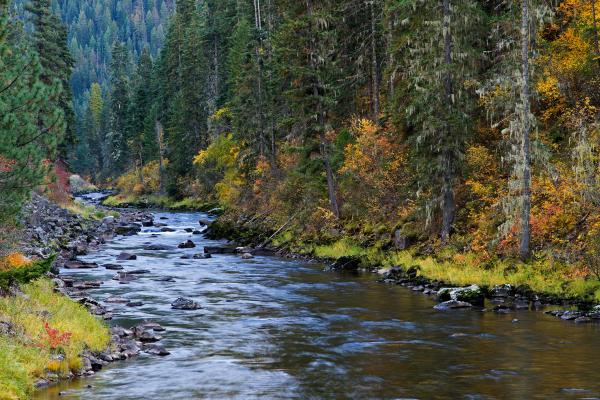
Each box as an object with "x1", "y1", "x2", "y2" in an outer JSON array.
[
  {"x1": 25, "y1": 0, "x2": 74, "y2": 158},
  {"x1": 398, "y1": 0, "x2": 483, "y2": 241},
  {"x1": 0, "y1": 0, "x2": 64, "y2": 219},
  {"x1": 107, "y1": 41, "x2": 131, "y2": 174}
]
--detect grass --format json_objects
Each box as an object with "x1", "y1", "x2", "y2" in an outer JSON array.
[
  {"x1": 103, "y1": 194, "x2": 218, "y2": 212},
  {"x1": 281, "y1": 236, "x2": 600, "y2": 303},
  {"x1": 63, "y1": 201, "x2": 119, "y2": 221},
  {"x1": 0, "y1": 279, "x2": 110, "y2": 399},
  {"x1": 314, "y1": 239, "x2": 366, "y2": 259}
]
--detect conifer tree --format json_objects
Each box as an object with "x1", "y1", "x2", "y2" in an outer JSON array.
[
  {"x1": 0, "y1": 0, "x2": 63, "y2": 219},
  {"x1": 25, "y1": 0, "x2": 75, "y2": 158},
  {"x1": 399, "y1": 0, "x2": 483, "y2": 242}
]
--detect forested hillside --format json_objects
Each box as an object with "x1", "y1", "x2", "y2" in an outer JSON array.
[
  {"x1": 4, "y1": 0, "x2": 600, "y2": 300},
  {"x1": 95, "y1": 0, "x2": 600, "y2": 296}
]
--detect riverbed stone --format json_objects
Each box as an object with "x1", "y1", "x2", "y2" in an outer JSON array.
[
  {"x1": 144, "y1": 244, "x2": 174, "y2": 251},
  {"x1": 144, "y1": 344, "x2": 170, "y2": 356},
  {"x1": 434, "y1": 300, "x2": 472, "y2": 310},
  {"x1": 490, "y1": 284, "x2": 514, "y2": 298},
  {"x1": 104, "y1": 263, "x2": 124, "y2": 270},
  {"x1": 178, "y1": 240, "x2": 196, "y2": 249},
  {"x1": 326, "y1": 256, "x2": 362, "y2": 272},
  {"x1": 117, "y1": 252, "x2": 137, "y2": 260},
  {"x1": 64, "y1": 260, "x2": 98, "y2": 269},
  {"x1": 160, "y1": 227, "x2": 176, "y2": 232},
  {"x1": 171, "y1": 297, "x2": 201, "y2": 310},
  {"x1": 242, "y1": 253, "x2": 254, "y2": 259},
  {"x1": 437, "y1": 285, "x2": 484, "y2": 306}
]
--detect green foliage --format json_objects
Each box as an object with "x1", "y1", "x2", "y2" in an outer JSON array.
[
  {"x1": 0, "y1": 256, "x2": 54, "y2": 290},
  {"x1": 0, "y1": 3, "x2": 63, "y2": 222}
]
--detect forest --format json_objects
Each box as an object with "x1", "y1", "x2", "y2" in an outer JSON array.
[{"x1": 4, "y1": 0, "x2": 600, "y2": 299}]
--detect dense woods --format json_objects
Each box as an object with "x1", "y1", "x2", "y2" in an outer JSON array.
[{"x1": 4, "y1": 0, "x2": 600, "y2": 300}]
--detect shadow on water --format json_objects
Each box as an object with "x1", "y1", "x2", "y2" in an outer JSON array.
[{"x1": 35, "y1": 209, "x2": 600, "y2": 400}]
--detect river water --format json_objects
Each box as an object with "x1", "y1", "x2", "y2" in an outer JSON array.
[{"x1": 35, "y1": 209, "x2": 600, "y2": 399}]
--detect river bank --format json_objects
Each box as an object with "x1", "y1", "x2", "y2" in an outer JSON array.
[
  {"x1": 200, "y1": 213, "x2": 600, "y2": 323},
  {"x1": 29, "y1": 199, "x2": 600, "y2": 399},
  {"x1": 0, "y1": 193, "x2": 170, "y2": 398}
]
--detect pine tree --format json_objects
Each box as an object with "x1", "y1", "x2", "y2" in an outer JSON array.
[
  {"x1": 25, "y1": 0, "x2": 75, "y2": 158},
  {"x1": 0, "y1": 0, "x2": 63, "y2": 219},
  {"x1": 398, "y1": 0, "x2": 483, "y2": 242},
  {"x1": 108, "y1": 41, "x2": 131, "y2": 174},
  {"x1": 273, "y1": 0, "x2": 342, "y2": 218}
]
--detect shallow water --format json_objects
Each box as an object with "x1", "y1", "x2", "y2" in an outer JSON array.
[{"x1": 35, "y1": 209, "x2": 600, "y2": 400}]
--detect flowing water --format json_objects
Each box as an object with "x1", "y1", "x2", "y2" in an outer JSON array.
[{"x1": 35, "y1": 207, "x2": 600, "y2": 400}]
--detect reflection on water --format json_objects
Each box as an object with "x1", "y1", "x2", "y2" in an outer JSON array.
[{"x1": 35, "y1": 210, "x2": 600, "y2": 400}]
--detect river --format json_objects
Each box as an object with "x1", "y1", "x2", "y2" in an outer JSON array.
[{"x1": 35, "y1": 208, "x2": 600, "y2": 399}]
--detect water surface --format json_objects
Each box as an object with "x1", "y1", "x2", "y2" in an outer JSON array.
[{"x1": 36, "y1": 210, "x2": 600, "y2": 399}]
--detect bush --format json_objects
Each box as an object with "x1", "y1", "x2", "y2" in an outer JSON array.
[{"x1": 0, "y1": 256, "x2": 54, "y2": 290}]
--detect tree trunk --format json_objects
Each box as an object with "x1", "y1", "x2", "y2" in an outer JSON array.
[
  {"x1": 592, "y1": 0, "x2": 600, "y2": 68},
  {"x1": 519, "y1": 0, "x2": 532, "y2": 260},
  {"x1": 155, "y1": 120, "x2": 166, "y2": 195},
  {"x1": 369, "y1": 0, "x2": 380, "y2": 123},
  {"x1": 306, "y1": 0, "x2": 340, "y2": 218},
  {"x1": 440, "y1": 0, "x2": 455, "y2": 243}
]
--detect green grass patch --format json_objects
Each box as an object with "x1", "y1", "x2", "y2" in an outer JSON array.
[
  {"x1": 63, "y1": 202, "x2": 119, "y2": 220},
  {"x1": 0, "y1": 279, "x2": 110, "y2": 399},
  {"x1": 103, "y1": 194, "x2": 218, "y2": 212},
  {"x1": 386, "y1": 251, "x2": 600, "y2": 302},
  {"x1": 313, "y1": 239, "x2": 366, "y2": 259}
]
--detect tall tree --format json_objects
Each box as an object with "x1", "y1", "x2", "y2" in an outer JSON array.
[
  {"x1": 25, "y1": 0, "x2": 74, "y2": 158},
  {"x1": 0, "y1": 0, "x2": 64, "y2": 219},
  {"x1": 400, "y1": 0, "x2": 482, "y2": 242}
]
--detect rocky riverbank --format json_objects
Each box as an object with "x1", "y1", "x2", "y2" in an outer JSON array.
[
  {"x1": 13, "y1": 193, "x2": 172, "y2": 390},
  {"x1": 202, "y1": 216, "x2": 600, "y2": 325}
]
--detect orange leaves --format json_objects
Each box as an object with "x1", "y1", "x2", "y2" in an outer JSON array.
[
  {"x1": 0, "y1": 156, "x2": 15, "y2": 173},
  {"x1": 340, "y1": 118, "x2": 405, "y2": 190},
  {"x1": 0, "y1": 253, "x2": 31, "y2": 271}
]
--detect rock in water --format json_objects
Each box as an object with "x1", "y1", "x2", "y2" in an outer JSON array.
[
  {"x1": 241, "y1": 253, "x2": 254, "y2": 259},
  {"x1": 104, "y1": 264, "x2": 124, "y2": 270},
  {"x1": 117, "y1": 252, "x2": 137, "y2": 260},
  {"x1": 325, "y1": 256, "x2": 362, "y2": 272},
  {"x1": 143, "y1": 244, "x2": 174, "y2": 251},
  {"x1": 171, "y1": 297, "x2": 201, "y2": 310},
  {"x1": 178, "y1": 240, "x2": 196, "y2": 249},
  {"x1": 144, "y1": 344, "x2": 170, "y2": 356},
  {"x1": 437, "y1": 285, "x2": 484, "y2": 306},
  {"x1": 434, "y1": 300, "x2": 473, "y2": 311}
]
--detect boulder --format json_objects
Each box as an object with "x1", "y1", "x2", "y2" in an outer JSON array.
[
  {"x1": 490, "y1": 284, "x2": 514, "y2": 298},
  {"x1": 64, "y1": 260, "x2": 98, "y2": 269},
  {"x1": 434, "y1": 300, "x2": 473, "y2": 310},
  {"x1": 325, "y1": 256, "x2": 362, "y2": 272},
  {"x1": 104, "y1": 264, "x2": 124, "y2": 270},
  {"x1": 204, "y1": 246, "x2": 237, "y2": 254},
  {"x1": 241, "y1": 253, "x2": 254, "y2": 259},
  {"x1": 115, "y1": 224, "x2": 141, "y2": 236},
  {"x1": 127, "y1": 269, "x2": 150, "y2": 275},
  {"x1": 144, "y1": 344, "x2": 170, "y2": 356},
  {"x1": 117, "y1": 252, "x2": 137, "y2": 261},
  {"x1": 178, "y1": 240, "x2": 196, "y2": 249},
  {"x1": 199, "y1": 218, "x2": 212, "y2": 226},
  {"x1": 437, "y1": 285, "x2": 484, "y2": 306},
  {"x1": 171, "y1": 297, "x2": 201, "y2": 310},
  {"x1": 160, "y1": 227, "x2": 176, "y2": 232}
]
